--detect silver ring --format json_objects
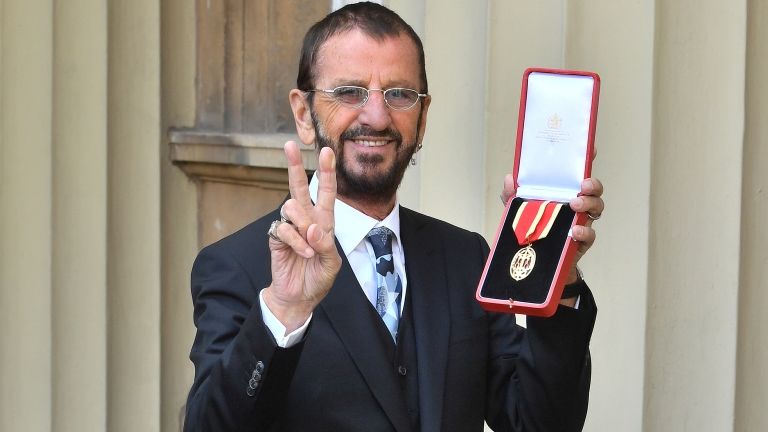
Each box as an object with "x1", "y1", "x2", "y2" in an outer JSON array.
[
  {"x1": 587, "y1": 212, "x2": 601, "y2": 221},
  {"x1": 279, "y1": 206, "x2": 292, "y2": 224},
  {"x1": 268, "y1": 220, "x2": 283, "y2": 242}
]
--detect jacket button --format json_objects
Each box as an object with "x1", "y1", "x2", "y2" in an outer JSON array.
[
  {"x1": 246, "y1": 361, "x2": 265, "y2": 397},
  {"x1": 397, "y1": 365, "x2": 407, "y2": 376},
  {"x1": 247, "y1": 376, "x2": 259, "y2": 397}
]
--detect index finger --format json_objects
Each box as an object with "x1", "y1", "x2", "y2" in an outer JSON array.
[
  {"x1": 315, "y1": 146, "x2": 337, "y2": 218},
  {"x1": 285, "y1": 141, "x2": 312, "y2": 208},
  {"x1": 501, "y1": 173, "x2": 516, "y2": 204},
  {"x1": 581, "y1": 178, "x2": 604, "y2": 198}
]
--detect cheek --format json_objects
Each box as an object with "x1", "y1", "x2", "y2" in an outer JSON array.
[
  {"x1": 392, "y1": 115, "x2": 420, "y2": 143},
  {"x1": 321, "y1": 104, "x2": 355, "y2": 139}
]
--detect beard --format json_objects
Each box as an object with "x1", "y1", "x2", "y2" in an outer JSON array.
[{"x1": 311, "y1": 110, "x2": 419, "y2": 205}]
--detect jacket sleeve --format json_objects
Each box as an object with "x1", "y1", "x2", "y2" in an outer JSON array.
[{"x1": 183, "y1": 243, "x2": 305, "y2": 432}]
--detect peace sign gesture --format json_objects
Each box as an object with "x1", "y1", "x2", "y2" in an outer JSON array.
[{"x1": 262, "y1": 141, "x2": 341, "y2": 333}]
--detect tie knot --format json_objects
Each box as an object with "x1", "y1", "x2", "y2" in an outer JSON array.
[{"x1": 367, "y1": 226, "x2": 394, "y2": 258}]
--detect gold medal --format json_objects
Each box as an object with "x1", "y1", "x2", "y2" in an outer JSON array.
[{"x1": 510, "y1": 244, "x2": 536, "y2": 281}]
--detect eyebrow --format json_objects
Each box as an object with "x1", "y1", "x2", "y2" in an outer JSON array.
[{"x1": 326, "y1": 79, "x2": 418, "y2": 89}]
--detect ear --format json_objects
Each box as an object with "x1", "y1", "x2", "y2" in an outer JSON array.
[
  {"x1": 289, "y1": 89, "x2": 316, "y2": 146},
  {"x1": 415, "y1": 94, "x2": 431, "y2": 145}
]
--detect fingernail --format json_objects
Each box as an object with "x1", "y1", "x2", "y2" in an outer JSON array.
[{"x1": 304, "y1": 247, "x2": 314, "y2": 257}]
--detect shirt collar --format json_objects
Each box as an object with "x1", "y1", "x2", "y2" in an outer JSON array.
[{"x1": 309, "y1": 172, "x2": 401, "y2": 257}]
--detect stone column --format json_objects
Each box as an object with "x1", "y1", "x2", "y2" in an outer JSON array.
[
  {"x1": 160, "y1": 0, "x2": 199, "y2": 429},
  {"x1": 645, "y1": 0, "x2": 746, "y2": 430},
  {"x1": 0, "y1": 1, "x2": 53, "y2": 431},
  {"x1": 565, "y1": 0, "x2": 655, "y2": 429},
  {"x1": 735, "y1": 1, "x2": 768, "y2": 430},
  {"x1": 107, "y1": 0, "x2": 162, "y2": 431},
  {"x1": 51, "y1": 0, "x2": 108, "y2": 431}
]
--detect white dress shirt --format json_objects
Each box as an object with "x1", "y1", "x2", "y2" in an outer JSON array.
[{"x1": 260, "y1": 172, "x2": 407, "y2": 347}]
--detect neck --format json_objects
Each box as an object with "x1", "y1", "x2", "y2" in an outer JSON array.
[{"x1": 338, "y1": 194, "x2": 397, "y2": 221}]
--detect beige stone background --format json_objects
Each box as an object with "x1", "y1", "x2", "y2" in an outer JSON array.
[{"x1": 1, "y1": 0, "x2": 766, "y2": 431}]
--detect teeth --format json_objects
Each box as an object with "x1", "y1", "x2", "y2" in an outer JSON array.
[{"x1": 352, "y1": 139, "x2": 389, "y2": 147}]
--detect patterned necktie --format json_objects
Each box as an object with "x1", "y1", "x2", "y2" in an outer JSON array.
[{"x1": 367, "y1": 227, "x2": 402, "y2": 341}]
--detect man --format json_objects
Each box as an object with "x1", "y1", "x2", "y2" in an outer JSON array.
[{"x1": 184, "y1": 3, "x2": 603, "y2": 431}]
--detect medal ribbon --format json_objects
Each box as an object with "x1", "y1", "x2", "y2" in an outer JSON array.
[{"x1": 511, "y1": 200, "x2": 563, "y2": 246}]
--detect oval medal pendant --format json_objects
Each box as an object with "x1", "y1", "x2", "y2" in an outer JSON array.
[{"x1": 510, "y1": 245, "x2": 536, "y2": 281}]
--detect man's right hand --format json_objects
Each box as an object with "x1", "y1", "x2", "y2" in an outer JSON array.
[{"x1": 262, "y1": 141, "x2": 341, "y2": 333}]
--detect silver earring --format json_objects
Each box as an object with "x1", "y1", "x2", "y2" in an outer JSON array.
[{"x1": 411, "y1": 143, "x2": 423, "y2": 166}]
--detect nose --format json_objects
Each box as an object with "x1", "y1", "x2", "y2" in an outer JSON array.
[{"x1": 356, "y1": 90, "x2": 392, "y2": 131}]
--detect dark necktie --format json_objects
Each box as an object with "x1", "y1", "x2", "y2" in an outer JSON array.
[{"x1": 367, "y1": 227, "x2": 402, "y2": 340}]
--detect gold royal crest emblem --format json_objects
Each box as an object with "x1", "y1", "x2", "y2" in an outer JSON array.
[
  {"x1": 510, "y1": 245, "x2": 536, "y2": 281},
  {"x1": 547, "y1": 113, "x2": 562, "y2": 129}
]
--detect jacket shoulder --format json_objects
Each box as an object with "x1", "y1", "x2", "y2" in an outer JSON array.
[{"x1": 400, "y1": 206, "x2": 489, "y2": 250}]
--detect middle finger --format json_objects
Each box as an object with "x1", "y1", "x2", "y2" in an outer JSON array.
[{"x1": 570, "y1": 195, "x2": 604, "y2": 219}]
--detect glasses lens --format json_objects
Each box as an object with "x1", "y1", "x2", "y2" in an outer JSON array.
[
  {"x1": 332, "y1": 86, "x2": 368, "y2": 106},
  {"x1": 384, "y1": 88, "x2": 420, "y2": 109}
]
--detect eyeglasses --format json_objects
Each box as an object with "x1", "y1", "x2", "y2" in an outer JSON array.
[{"x1": 308, "y1": 86, "x2": 427, "y2": 111}]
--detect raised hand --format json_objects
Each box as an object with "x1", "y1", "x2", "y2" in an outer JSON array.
[{"x1": 262, "y1": 141, "x2": 342, "y2": 332}]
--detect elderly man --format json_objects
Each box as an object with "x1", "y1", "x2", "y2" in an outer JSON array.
[{"x1": 184, "y1": 3, "x2": 603, "y2": 431}]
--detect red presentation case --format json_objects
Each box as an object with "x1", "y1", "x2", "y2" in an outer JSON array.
[{"x1": 476, "y1": 68, "x2": 600, "y2": 317}]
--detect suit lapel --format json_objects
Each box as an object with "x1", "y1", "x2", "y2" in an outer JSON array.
[
  {"x1": 399, "y1": 208, "x2": 450, "y2": 432},
  {"x1": 320, "y1": 240, "x2": 414, "y2": 432}
]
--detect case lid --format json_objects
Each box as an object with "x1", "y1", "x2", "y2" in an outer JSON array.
[{"x1": 514, "y1": 70, "x2": 598, "y2": 202}]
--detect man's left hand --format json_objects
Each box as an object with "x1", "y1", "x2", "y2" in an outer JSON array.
[{"x1": 565, "y1": 178, "x2": 604, "y2": 283}]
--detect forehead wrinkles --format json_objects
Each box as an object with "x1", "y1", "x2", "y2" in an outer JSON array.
[{"x1": 313, "y1": 30, "x2": 419, "y2": 88}]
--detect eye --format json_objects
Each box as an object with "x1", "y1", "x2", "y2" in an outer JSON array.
[
  {"x1": 332, "y1": 86, "x2": 367, "y2": 105},
  {"x1": 385, "y1": 88, "x2": 419, "y2": 108}
]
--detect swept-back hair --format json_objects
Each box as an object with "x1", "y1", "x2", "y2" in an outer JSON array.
[{"x1": 296, "y1": 2, "x2": 428, "y2": 93}]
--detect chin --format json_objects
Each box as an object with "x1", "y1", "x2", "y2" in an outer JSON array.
[
  {"x1": 337, "y1": 156, "x2": 407, "y2": 202},
  {"x1": 348, "y1": 153, "x2": 390, "y2": 174}
]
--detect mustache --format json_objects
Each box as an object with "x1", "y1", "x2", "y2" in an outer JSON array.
[{"x1": 340, "y1": 126, "x2": 402, "y2": 142}]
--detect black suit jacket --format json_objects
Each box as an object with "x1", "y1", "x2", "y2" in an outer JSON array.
[{"x1": 184, "y1": 206, "x2": 596, "y2": 432}]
